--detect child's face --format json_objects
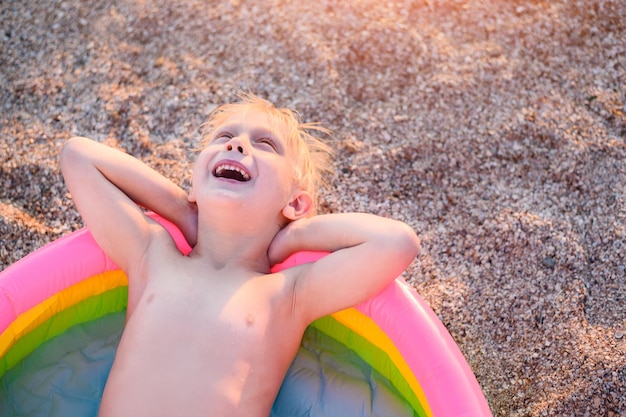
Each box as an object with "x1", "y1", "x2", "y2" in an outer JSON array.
[{"x1": 190, "y1": 107, "x2": 307, "y2": 221}]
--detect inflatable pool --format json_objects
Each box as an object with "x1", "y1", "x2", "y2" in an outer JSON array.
[{"x1": 0, "y1": 214, "x2": 491, "y2": 416}]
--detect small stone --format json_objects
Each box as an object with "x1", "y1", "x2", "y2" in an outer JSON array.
[
  {"x1": 542, "y1": 256, "x2": 556, "y2": 269},
  {"x1": 393, "y1": 115, "x2": 410, "y2": 122}
]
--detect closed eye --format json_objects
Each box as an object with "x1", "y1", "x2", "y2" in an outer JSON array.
[
  {"x1": 257, "y1": 137, "x2": 278, "y2": 151},
  {"x1": 212, "y1": 131, "x2": 233, "y2": 143}
]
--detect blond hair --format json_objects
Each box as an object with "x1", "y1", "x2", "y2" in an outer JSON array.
[{"x1": 200, "y1": 92, "x2": 333, "y2": 210}]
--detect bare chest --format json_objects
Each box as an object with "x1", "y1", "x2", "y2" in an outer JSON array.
[{"x1": 125, "y1": 262, "x2": 304, "y2": 361}]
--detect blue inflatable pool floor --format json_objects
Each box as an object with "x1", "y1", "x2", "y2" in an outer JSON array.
[{"x1": 0, "y1": 313, "x2": 414, "y2": 417}]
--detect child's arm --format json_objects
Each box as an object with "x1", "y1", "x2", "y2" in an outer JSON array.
[
  {"x1": 60, "y1": 137, "x2": 197, "y2": 274},
  {"x1": 268, "y1": 213, "x2": 420, "y2": 321}
]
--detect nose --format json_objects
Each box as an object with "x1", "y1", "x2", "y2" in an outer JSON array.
[
  {"x1": 226, "y1": 143, "x2": 244, "y2": 153},
  {"x1": 225, "y1": 136, "x2": 247, "y2": 154}
]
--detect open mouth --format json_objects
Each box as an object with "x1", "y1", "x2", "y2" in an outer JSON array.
[{"x1": 213, "y1": 163, "x2": 251, "y2": 182}]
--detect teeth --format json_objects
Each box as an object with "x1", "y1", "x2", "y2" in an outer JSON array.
[{"x1": 215, "y1": 163, "x2": 250, "y2": 181}]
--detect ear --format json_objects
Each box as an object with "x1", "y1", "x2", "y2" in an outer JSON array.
[{"x1": 282, "y1": 190, "x2": 313, "y2": 220}]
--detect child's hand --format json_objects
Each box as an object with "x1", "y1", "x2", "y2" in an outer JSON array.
[{"x1": 268, "y1": 218, "x2": 306, "y2": 266}]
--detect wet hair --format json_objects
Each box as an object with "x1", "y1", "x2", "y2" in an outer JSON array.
[{"x1": 200, "y1": 92, "x2": 333, "y2": 210}]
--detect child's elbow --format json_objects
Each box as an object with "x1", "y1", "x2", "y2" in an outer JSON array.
[
  {"x1": 400, "y1": 222, "x2": 421, "y2": 259},
  {"x1": 60, "y1": 137, "x2": 89, "y2": 172},
  {"x1": 385, "y1": 221, "x2": 420, "y2": 262}
]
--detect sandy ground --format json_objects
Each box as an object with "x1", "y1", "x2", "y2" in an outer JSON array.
[{"x1": 1, "y1": 0, "x2": 625, "y2": 415}]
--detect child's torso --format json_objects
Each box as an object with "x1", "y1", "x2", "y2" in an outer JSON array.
[{"x1": 98, "y1": 248, "x2": 306, "y2": 417}]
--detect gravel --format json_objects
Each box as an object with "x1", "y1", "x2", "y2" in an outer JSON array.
[{"x1": 1, "y1": 0, "x2": 625, "y2": 415}]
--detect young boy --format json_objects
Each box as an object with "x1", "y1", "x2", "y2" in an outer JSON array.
[{"x1": 60, "y1": 93, "x2": 420, "y2": 417}]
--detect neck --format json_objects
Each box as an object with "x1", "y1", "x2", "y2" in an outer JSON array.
[{"x1": 189, "y1": 215, "x2": 279, "y2": 273}]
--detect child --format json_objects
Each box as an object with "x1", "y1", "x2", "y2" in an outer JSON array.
[{"x1": 60, "y1": 93, "x2": 420, "y2": 417}]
